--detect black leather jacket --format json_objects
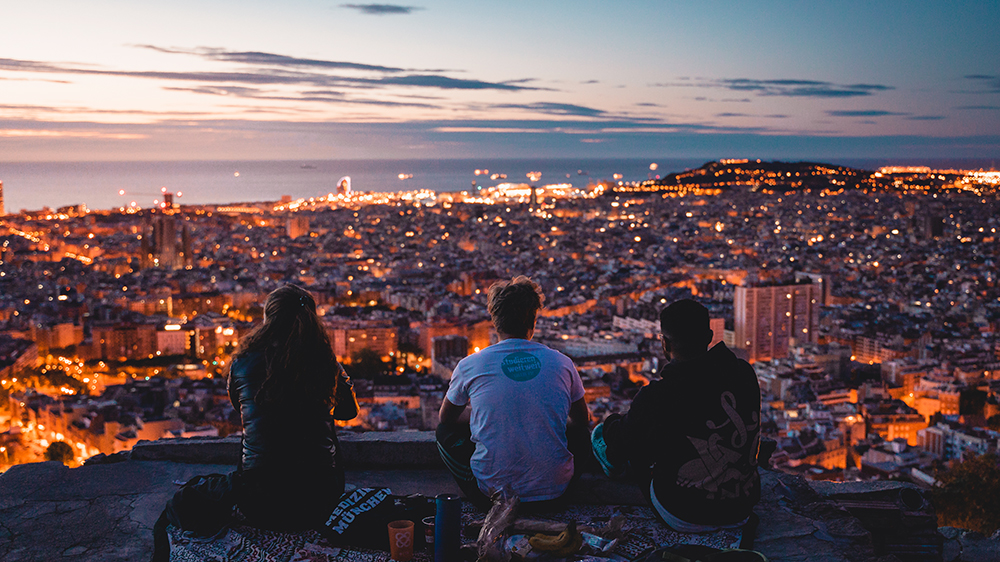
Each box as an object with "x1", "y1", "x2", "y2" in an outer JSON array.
[{"x1": 228, "y1": 351, "x2": 358, "y2": 472}]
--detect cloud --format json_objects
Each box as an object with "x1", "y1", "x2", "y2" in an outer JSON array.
[
  {"x1": 166, "y1": 85, "x2": 437, "y2": 108},
  {"x1": 0, "y1": 57, "x2": 69, "y2": 73},
  {"x1": 492, "y1": 102, "x2": 606, "y2": 117},
  {"x1": 906, "y1": 115, "x2": 946, "y2": 121},
  {"x1": 962, "y1": 74, "x2": 1000, "y2": 93},
  {"x1": 164, "y1": 85, "x2": 269, "y2": 97},
  {"x1": 656, "y1": 77, "x2": 894, "y2": 98},
  {"x1": 826, "y1": 110, "x2": 907, "y2": 117},
  {"x1": 378, "y1": 75, "x2": 539, "y2": 90},
  {"x1": 0, "y1": 129, "x2": 146, "y2": 140},
  {"x1": 425, "y1": 117, "x2": 772, "y2": 135},
  {"x1": 9, "y1": 115, "x2": 1000, "y2": 169},
  {"x1": 136, "y1": 46, "x2": 407, "y2": 73},
  {"x1": 341, "y1": 4, "x2": 422, "y2": 15},
  {"x1": 717, "y1": 112, "x2": 788, "y2": 119},
  {"x1": 0, "y1": 102, "x2": 210, "y2": 117},
  {"x1": 956, "y1": 105, "x2": 1000, "y2": 110},
  {"x1": 0, "y1": 54, "x2": 539, "y2": 92}
]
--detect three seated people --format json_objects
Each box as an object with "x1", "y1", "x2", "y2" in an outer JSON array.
[{"x1": 159, "y1": 281, "x2": 761, "y2": 561}]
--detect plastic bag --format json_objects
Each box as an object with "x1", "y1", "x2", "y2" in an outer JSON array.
[{"x1": 477, "y1": 488, "x2": 520, "y2": 562}]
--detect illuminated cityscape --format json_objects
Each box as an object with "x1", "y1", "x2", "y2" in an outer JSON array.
[
  {"x1": 1, "y1": 159, "x2": 998, "y2": 484},
  {"x1": 3, "y1": 3, "x2": 1000, "y2": 558}
]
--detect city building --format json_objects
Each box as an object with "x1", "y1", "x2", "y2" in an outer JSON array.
[
  {"x1": 734, "y1": 281, "x2": 821, "y2": 363},
  {"x1": 286, "y1": 215, "x2": 310, "y2": 239}
]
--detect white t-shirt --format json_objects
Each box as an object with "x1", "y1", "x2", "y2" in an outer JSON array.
[{"x1": 446, "y1": 338, "x2": 586, "y2": 502}]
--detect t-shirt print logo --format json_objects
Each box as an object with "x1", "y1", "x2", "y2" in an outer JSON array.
[{"x1": 501, "y1": 351, "x2": 541, "y2": 381}]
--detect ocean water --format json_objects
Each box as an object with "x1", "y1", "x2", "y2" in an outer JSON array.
[
  {"x1": 1, "y1": 157, "x2": 996, "y2": 213},
  {"x1": 0, "y1": 158, "x2": 704, "y2": 213}
]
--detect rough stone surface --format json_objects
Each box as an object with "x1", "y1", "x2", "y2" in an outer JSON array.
[
  {"x1": 131, "y1": 431, "x2": 445, "y2": 468},
  {"x1": 338, "y1": 431, "x2": 445, "y2": 468},
  {"x1": 809, "y1": 478, "x2": 942, "y2": 561},
  {"x1": 752, "y1": 469, "x2": 880, "y2": 562},
  {"x1": 131, "y1": 436, "x2": 241, "y2": 464},
  {"x1": 809, "y1": 480, "x2": 915, "y2": 497},
  {"x1": 4, "y1": 442, "x2": 985, "y2": 562},
  {"x1": 0, "y1": 459, "x2": 464, "y2": 562},
  {"x1": 0, "y1": 460, "x2": 233, "y2": 562},
  {"x1": 946, "y1": 530, "x2": 1000, "y2": 562}
]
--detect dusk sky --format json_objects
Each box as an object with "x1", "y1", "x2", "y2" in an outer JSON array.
[{"x1": 3, "y1": 1, "x2": 999, "y2": 161}]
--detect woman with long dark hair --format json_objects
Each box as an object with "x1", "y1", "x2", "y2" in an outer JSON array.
[
  {"x1": 153, "y1": 285, "x2": 357, "y2": 560},
  {"x1": 228, "y1": 283, "x2": 358, "y2": 527}
]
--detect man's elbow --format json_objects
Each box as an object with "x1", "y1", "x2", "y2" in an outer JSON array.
[
  {"x1": 439, "y1": 399, "x2": 465, "y2": 424},
  {"x1": 568, "y1": 399, "x2": 590, "y2": 428}
]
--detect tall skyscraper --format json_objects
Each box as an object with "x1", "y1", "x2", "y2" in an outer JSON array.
[
  {"x1": 141, "y1": 211, "x2": 184, "y2": 269},
  {"x1": 286, "y1": 215, "x2": 310, "y2": 239},
  {"x1": 734, "y1": 281, "x2": 821, "y2": 363},
  {"x1": 0, "y1": 180, "x2": 5, "y2": 216},
  {"x1": 152, "y1": 214, "x2": 179, "y2": 269}
]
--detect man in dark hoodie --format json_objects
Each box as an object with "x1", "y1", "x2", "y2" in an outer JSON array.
[{"x1": 593, "y1": 299, "x2": 761, "y2": 531}]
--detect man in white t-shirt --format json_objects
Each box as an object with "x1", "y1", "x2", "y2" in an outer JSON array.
[{"x1": 437, "y1": 276, "x2": 590, "y2": 509}]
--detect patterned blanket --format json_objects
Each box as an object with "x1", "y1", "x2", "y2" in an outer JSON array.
[{"x1": 168, "y1": 501, "x2": 742, "y2": 561}]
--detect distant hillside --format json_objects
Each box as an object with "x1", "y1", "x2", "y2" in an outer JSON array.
[{"x1": 613, "y1": 159, "x2": 877, "y2": 195}]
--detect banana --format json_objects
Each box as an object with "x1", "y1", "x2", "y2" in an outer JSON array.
[
  {"x1": 527, "y1": 523, "x2": 583, "y2": 556},
  {"x1": 548, "y1": 532, "x2": 583, "y2": 557},
  {"x1": 528, "y1": 529, "x2": 571, "y2": 551}
]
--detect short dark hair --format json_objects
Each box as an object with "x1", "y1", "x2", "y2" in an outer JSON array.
[
  {"x1": 487, "y1": 276, "x2": 545, "y2": 338},
  {"x1": 660, "y1": 299, "x2": 711, "y2": 347}
]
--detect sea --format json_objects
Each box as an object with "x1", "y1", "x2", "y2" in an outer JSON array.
[{"x1": 1, "y1": 157, "x2": 997, "y2": 213}]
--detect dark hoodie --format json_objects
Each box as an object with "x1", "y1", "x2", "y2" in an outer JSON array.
[{"x1": 605, "y1": 342, "x2": 761, "y2": 526}]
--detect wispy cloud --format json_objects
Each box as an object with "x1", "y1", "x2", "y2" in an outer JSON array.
[
  {"x1": 165, "y1": 85, "x2": 438, "y2": 108},
  {"x1": 492, "y1": 102, "x2": 606, "y2": 117},
  {"x1": 716, "y1": 112, "x2": 789, "y2": 119},
  {"x1": 962, "y1": 74, "x2": 1000, "y2": 94},
  {"x1": 906, "y1": 115, "x2": 946, "y2": 121},
  {"x1": 379, "y1": 75, "x2": 537, "y2": 90},
  {"x1": 426, "y1": 117, "x2": 773, "y2": 135},
  {"x1": 0, "y1": 53, "x2": 540, "y2": 92},
  {"x1": 826, "y1": 110, "x2": 907, "y2": 117},
  {"x1": 657, "y1": 77, "x2": 894, "y2": 98},
  {"x1": 956, "y1": 105, "x2": 1000, "y2": 110},
  {"x1": 341, "y1": 4, "x2": 422, "y2": 15},
  {"x1": 0, "y1": 129, "x2": 146, "y2": 139},
  {"x1": 136, "y1": 45, "x2": 408, "y2": 73}
]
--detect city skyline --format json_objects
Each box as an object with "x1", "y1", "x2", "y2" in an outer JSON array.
[{"x1": 2, "y1": 1, "x2": 999, "y2": 161}]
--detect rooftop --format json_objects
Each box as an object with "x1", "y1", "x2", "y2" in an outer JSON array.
[{"x1": 1, "y1": 433, "x2": 997, "y2": 561}]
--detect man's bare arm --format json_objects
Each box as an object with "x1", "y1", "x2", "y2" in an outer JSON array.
[
  {"x1": 439, "y1": 398, "x2": 469, "y2": 424},
  {"x1": 568, "y1": 398, "x2": 590, "y2": 429}
]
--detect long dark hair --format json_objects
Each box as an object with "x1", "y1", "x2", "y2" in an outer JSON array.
[{"x1": 233, "y1": 284, "x2": 338, "y2": 409}]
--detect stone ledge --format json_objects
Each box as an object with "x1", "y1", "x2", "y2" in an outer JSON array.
[
  {"x1": 7, "y1": 457, "x2": 997, "y2": 562},
  {"x1": 129, "y1": 430, "x2": 444, "y2": 468}
]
